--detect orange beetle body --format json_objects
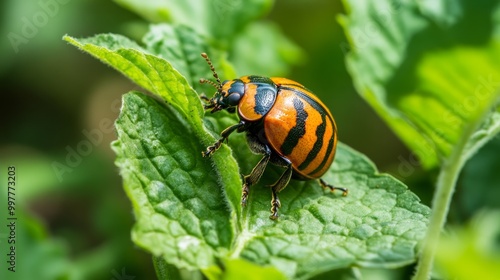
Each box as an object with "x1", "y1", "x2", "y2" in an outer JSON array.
[
  {"x1": 200, "y1": 54, "x2": 347, "y2": 220},
  {"x1": 233, "y1": 76, "x2": 337, "y2": 180}
]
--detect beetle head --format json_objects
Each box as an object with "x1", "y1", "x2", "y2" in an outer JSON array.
[{"x1": 199, "y1": 53, "x2": 244, "y2": 113}]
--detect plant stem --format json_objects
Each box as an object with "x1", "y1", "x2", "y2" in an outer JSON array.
[
  {"x1": 153, "y1": 256, "x2": 204, "y2": 280},
  {"x1": 412, "y1": 138, "x2": 470, "y2": 280}
]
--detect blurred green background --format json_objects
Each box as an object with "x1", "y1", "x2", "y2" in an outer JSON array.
[{"x1": 1, "y1": 0, "x2": 499, "y2": 279}]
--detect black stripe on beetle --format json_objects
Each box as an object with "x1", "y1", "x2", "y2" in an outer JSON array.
[
  {"x1": 281, "y1": 87, "x2": 336, "y2": 173},
  {"x1": 282, "y1": 87, "x2": 335, "y2": 125},
  {"x1": 310, "y1": 136, "x2": 335, "y2": 176},
  {"x1": 298, "y1": 112, "x2": 327, "y2": 171},
  {"x1": 280, "y1": 97, "x2": 308, "y2": 155}
]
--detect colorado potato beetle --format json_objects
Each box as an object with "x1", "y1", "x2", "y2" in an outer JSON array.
[{"x1": 200, "y1": 53, "x2": 347, "y2": 220}]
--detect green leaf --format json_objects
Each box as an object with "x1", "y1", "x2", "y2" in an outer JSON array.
[
  {"x1": 339, "y1": 2, "x2": 500, "y2": 279},
  {"x1": 64, "y1": 24, "x2": 243, "y2": 223},
  {"x1": 236, "y1": 143, "x2": 430, "y2": 279},
  {"x1": 339, "y1": 0, "x2": 500, "y2": 169},
  {"x1": 64, "y1": 32, "x2": 204, "y2": 127},
  {"x1": 64, "y1": 25, "x2": 243, "y2": 224},
  {"x1": 113, "y1": 91, "x2": 430, "y2": 279},
  {"x1": 141, "y1": 24, "x2": 220, "y2": 93},
  {"x1": 113, "y1": 92, "x2": 236, "y2": 269},
  {"x1": 204, "y1": 258, "x2": 288, "y2": 280},
  {"x1": 418, "y1": 0, "x2": 463, "y2": 28}
]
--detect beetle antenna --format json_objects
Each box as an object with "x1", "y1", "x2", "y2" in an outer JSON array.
[
  {"x1": 199, "y1": 78, "x2": 220, "y2": 90},
  {"x1": 201, "y1": 53, "x2": 222, "y2": 90}
]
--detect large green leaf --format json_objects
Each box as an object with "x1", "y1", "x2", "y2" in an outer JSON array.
[
  {"x1": 339, "y1": 2, "x2": 500, "y2": 279},
  {"x1": 64, "y1": 32, "x2": 204, "y2": 128},
  {"x1": 65, "y1": 25, "x2": 430, "y2": 279},
  {"x1": 236, "y1": 143, "x2": 430, "y2": 279},
  {"x1": 64, "y1": 25, "x2": 243, "y2": 221},
  {"x1": 113, "y1": 91, "x2": 429, "y2": 279},
  {"x1": 113, "y1": 92, "x2": 235, "y2": 268},
  {"x1": 204, "y1": 258, "x2": 288, "y2": 280},
  {"x1": 141, "y1": 24, "x2": 222, "y2": 93},
  {"x1": 339, "y1": 0, "x2": 500, "y2": 169}
]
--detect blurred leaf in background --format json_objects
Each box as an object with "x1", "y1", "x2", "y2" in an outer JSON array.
[
  {"x1": 435, "y1": 210, "x2": 500, "y2": 280},
  {"x1": 0, "y1": 0, "x2": 156, "y2": 279},
  {"x1": 114, "y1": 0, "x2": 304, "y2": 76},
  {"x1": 339, "y1": 0, "x2": 500, "y2": 279},
  {"x1": 339, "y1": 0, "x2": 500, "y2": 169},
  {"x1": 459, "y1": 136, "x2": 500, "y2": 217}
]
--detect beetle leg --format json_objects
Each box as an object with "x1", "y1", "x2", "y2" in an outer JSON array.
[
  {"x1": 269, "y1": 157, "x2": 293, "y2": 220},
  {"x1": 242, "y1": 144, "x2": 271, "y2": 207},
  {"x1": 203, "y1": 121, "x2": 246, "y2": 157},
  {"x1": 199, "y1": 93, "x2": 210, "y2": 102},
  {"x1": 200, "y1": 93, "x2": 216, "y2": 110},
  {"x1": 319, "y1": 179, "x2": 348, "y2": 196}
]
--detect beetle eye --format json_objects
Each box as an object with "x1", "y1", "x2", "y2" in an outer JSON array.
[{"x1": 227, "y1": 93, "x2": 241, "y2": 106}]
